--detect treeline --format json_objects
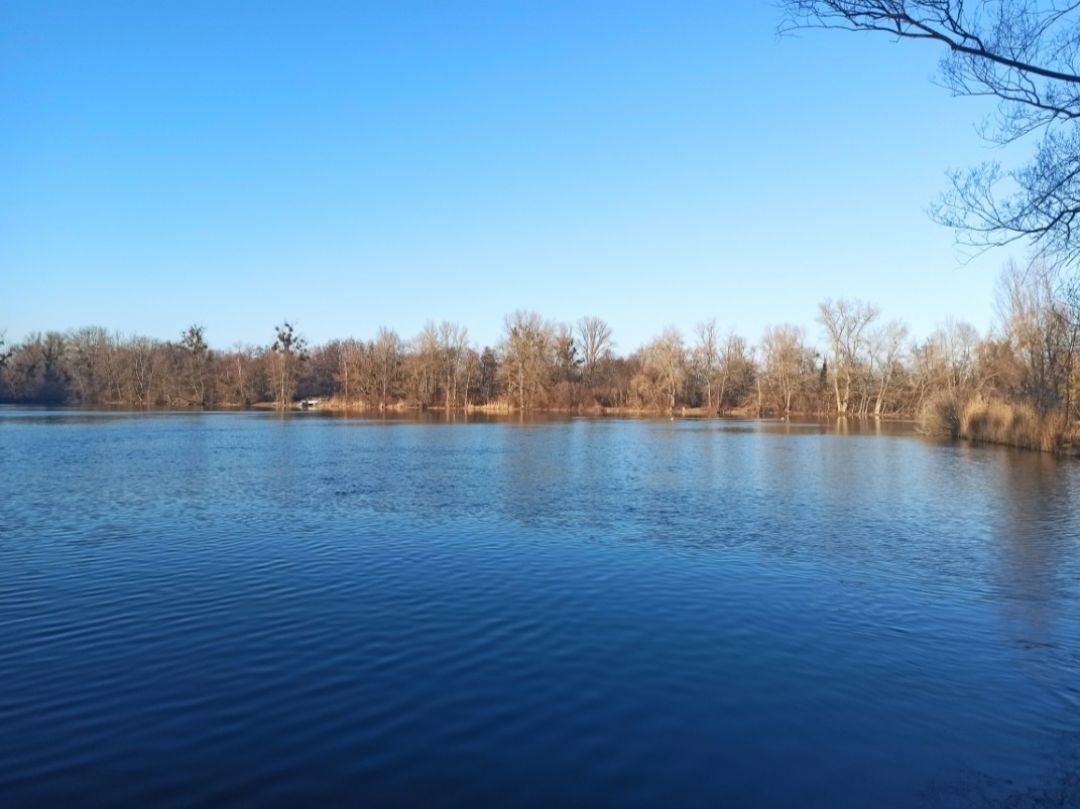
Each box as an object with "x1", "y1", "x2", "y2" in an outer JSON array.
[{"x1": 2, "y1": 262, "x2": 1078, "y2": 428}]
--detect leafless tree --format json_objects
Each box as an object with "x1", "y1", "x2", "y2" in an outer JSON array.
[
  {"x1": 500, "y1": 310, "x2": 555, "y2": 410},
  {"x1": 577, "y1": 316, "x2": 613, "y2": 385},
  {"x1": 781, "y1": 1, "x2": 1080, "y2": 271},
  {"x1": 819, "y1": 298, "x2": 879, "y2": 414},
  {"x1": 693, "y1": 318, "x2": 721, "y2": 414},
  {"x1": 127, "y1": 336, "x2": 163, "y2": 407},
  {"x1": 335, "y1": 338, "x2": 361, "y2": 406},
  {"x1": 270, "y1": 321, "x2": 308, "y2": 408},
  {"x1": 437, "y1": 321, "x2": 470, "y2": 409},
  {"x1": 638, "y1": 327, "x2": 686, "y2": 412},
  {"x1": 0, "y1": 330, "x2": 10, "y2": 400},
  {"x1": 761, "y1": 324, "x2": 811, "y2": 417},
  {"x1": 180, "y1": 324, "x2": 210, "y2": 407},
  {"x1": 409, "y1": 322, "x2": 442, "y2": 406},
  {"x1": 917, "y1": 317, "x2": 981, "y2": 395},
  {"x1": 67, "y1": 326, "x2": 114, "y2": 404},
  {"x1": 869, "y1": 319, "x2": 909, "y2": 416},
  {"x1": 719, "y1": 333, "x2": 754, "y2": 413},
  {"x1": 371, "y1": 327, "x2": 403, "y2": 407},
  {"x1": 219, "y1": 343, "x2": 261, "y2": 407},
  {"x1": 997, "y1": 259, "x2": 1080, "y2": 413}
]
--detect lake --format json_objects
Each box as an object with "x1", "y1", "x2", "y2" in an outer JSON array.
[{"x1": 1, "y1": 409, "x2": 1078, "y2": 807}]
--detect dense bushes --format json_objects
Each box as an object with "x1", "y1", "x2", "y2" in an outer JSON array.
[{"x1": 916, "y1": 390, "x2": 966, "y2": 440}]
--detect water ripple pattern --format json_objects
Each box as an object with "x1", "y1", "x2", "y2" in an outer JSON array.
[{"x1": 0, "y1": 409, "x2": 1078, "y2": 807}]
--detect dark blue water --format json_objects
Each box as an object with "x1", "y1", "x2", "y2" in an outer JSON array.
[{"x1": 1, "y1": 410, "x2": 1078, "y2": 807}]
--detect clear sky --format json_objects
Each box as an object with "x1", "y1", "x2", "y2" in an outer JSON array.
[{"x1": 1, "y1": 0, "x2": 1021, "y2": 351}]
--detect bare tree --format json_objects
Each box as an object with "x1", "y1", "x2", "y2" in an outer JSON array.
[
  {"x1": 922, "y1": 317, "x2": 981, "y2": 393},
  {"x1": 781, "y1": 1, "x2": 1080, "y2": 271},
  {"x1": 500, "y1": 310, "x2": 555, "y2": 410},
  {"x1": 409, "y1": 322, "x2": 441, "y2": 406},
  {"x1": 718, "y1": 332, "x2": 754, "y2": 414},
  {"x1": 460, "y1": 347, "x2": 479, "y2": 410},
  {"x1": 219, "y1": 343, "x2": 261, "y2": 407},
  {"x1": 270, "y1": 321, "x2": 308, "y2": 409},
  {"x1": 761, "y1": 324, "x2": 810, "y2": 417},
  {"x1": 870, "y1": 319, "x2": 909, "y2": 416},
  {"x1": 371, "y1": 327, "x2": 402, "y2": 407},
  {"x1": 68, "y1": 326, "x2": 114, "y2": 404},
  {"x1": 577, "y1": 316, "x2": 613, "y2": 385},
  {"x1": 128, "y1": 336, "x2": 163, "y2": 407},
  {"x1": 0, "y1": 330, "x2": 10, "y2": 399},
  {"x1": 693, "y1": 318, "x2": 721, "y2": 414},
  {"x1": 5, "y1": 331, "x2": 68, "y2": 403},
  {"x1": 180, "y1": 324, "x2": 210, "y2": 407},
  {"x1": 335, "y1": 338, "x2": 361, "y2": 406},
  {"x1": 437, "y1": 321, "x2": 470, "y2": 409},
  {"x1": 819, "y1": 298, "x2": 879, "y2": 415},
  {"x1": 639, "y1": 327, "x2": 686, "y2": 412},
  {"x1": 997, "y1": 259, "x2": 1080, "y2": 413},
  {"x1": 475, "y1": 346, "x2": 500, "y2": 405}
]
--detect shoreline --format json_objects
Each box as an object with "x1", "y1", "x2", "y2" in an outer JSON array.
[{"x1": 7, "y1": 401, "x2": 1077, "y2": 455}]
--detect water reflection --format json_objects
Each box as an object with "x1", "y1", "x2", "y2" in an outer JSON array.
[{"x1": 991, "y1": 450, "x2": 1078, "y2": 642}]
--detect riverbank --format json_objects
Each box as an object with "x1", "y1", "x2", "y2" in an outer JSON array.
[
  {"x1": 292, "y1": 395, "x2": 767, "y2": 419},
  {"x1": 918, "y1": 392, "x2": 1080, "y2": 455}
]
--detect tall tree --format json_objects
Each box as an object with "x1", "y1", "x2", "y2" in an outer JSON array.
[
  {"x1": 500, "y1": 310, "x2": 555, "y2": 410},
  {"x1": 270, "y1": 322, "x2": 308, "y2": 409},
  {"x1": 476, "y1": 346, "x2": 500, "y2": 404},
  {"x1": 761, "y1": 324, "x2": 810, "y2": 417},
  {"x1": 819, "y1": 298, "x2": 878, "y2": 415},
  {"x1": 642, "y1": 328, "x2": 686, "y2": 412},
  {"x1": 128, "y1": 336, "x2": 164, "y2": 407},
  {"x1": 0, "y1": 330, "x2": 10, "y2": 398},
  {"x1": 219, "y1": 344, "x2": 262, "y2": 407},
  {"x1": 718, "y1": 333, "x2": 755, "y2": 414},
  {"x1": 553, "y1": 324, "x2": 581, "y2": 384},
  {"x1": 410, "y1": 322, "x2": 441, "y2": 406},
  {"x1": 180, "y1": 324, "x2": 210, "y2": 407},
  {"x1": 997, "y1": 259, "x2": 1080, "y2": 413},
  {"x1": 694, "y1": 318, "x2": 721, "y2": 413},
  {"x1": 870, "y1": 319, "x2": 909, "y2": 416},
  {"x1": 577, "y1": 316, "x2": 613, "y2": 385},
  {"x1": 437, "y1": 321, "x2": 470, "y2": 409},
  {"x1": 371, "y1": 327, "x2": 403, "y2": 407}
]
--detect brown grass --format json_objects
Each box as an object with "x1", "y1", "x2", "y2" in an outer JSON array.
[
  {"x1": 961, "y1": 395, "x2": 1062, "y2": 452},
  {"x1": 916, "y1": 390, "x2": 966, "y2": 440},
  {"x1": 918, "y1": 390, "x2": 1076, "y2": 453}
]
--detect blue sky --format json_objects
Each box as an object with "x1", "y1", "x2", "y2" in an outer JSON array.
[{"x1": 1, "y1": 1, "x2": 1020, "y2": 351}]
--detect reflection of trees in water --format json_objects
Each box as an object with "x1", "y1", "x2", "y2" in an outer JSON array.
[
  {"x1": 241, "y1": 414, "x2": 1080, "y2": 617},
  {"x1": 992, "y1": 450, "x2": 1078, "y2": 643}
]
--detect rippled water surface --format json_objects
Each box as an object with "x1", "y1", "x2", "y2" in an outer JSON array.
[{"x1": 1, "y1": 409, "x2": 1079, "y2": 807}]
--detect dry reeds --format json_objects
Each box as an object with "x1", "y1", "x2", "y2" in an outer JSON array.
[
  {"x1": 918, "y1": 390, "x2": 1070, "y2": 453},
  {"x1": 916, "y1": 389, "x2": 965, "y2": 439}
]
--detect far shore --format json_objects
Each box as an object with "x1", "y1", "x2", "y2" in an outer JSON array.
[{"x1": 5, "y1": 400, "x2": 1076, "y2": 456}]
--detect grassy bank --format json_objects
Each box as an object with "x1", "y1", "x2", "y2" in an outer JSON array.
[{"x1": 918, "y1": 391, "x2": 1079, "y2": 454}]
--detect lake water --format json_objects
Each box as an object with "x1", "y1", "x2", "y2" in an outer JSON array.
[{"x1": 1, "y1": 409, "x2": 1078, "y2": 807}]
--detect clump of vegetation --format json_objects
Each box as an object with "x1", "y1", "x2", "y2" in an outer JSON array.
[
  {"x1": 959, "y1": 396, "x2": 1068, "y2": 454},
  {"x1": 919, "y1": 391, "x2": 1076, "y2": 454},
  {"x1": 916, "y1": 390, "x2": 966, "y2": 440}
]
